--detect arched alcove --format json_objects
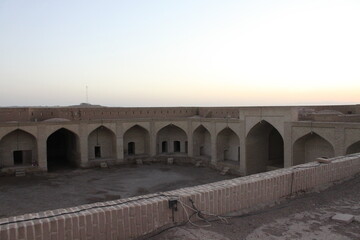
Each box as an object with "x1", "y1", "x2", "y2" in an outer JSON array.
[
  {"x1": 216, "y1": 127, "x2": 240, "y2": 162},
  {"x1": 346, "y1": 141, "x2": 360, "y2": 154},
  {"x1": 88, "y1": 126, "x2": 116, "y2": 160},
  {"x1": 156, "y1": 124, "x2": 187, "y2": 154},
  {"x1": 246, "y1": 121, "x2": 284, "y2": 174},
  {"x1": 293, "y1": 132, "x2": 334, "y2": 165},
  {"x1": 193, "y1": 125, "x2": 211, "y2": 159},
  {"x1": 123, "y1": 125, "x2": 150, "y2": 157},
  {"x1": 0, "y1": 129, "x2": 37, "y2": 167},
  {"x1": 47, "y1": 128, "x2": 80, "y2": 171}
]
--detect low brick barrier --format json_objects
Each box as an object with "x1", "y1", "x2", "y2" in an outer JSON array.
[{"x1": 1, "y1": 154, "x2": 360, "y2": 240}]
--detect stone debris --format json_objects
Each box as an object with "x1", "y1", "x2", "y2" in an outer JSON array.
[
  {"x1": 167, "y1": 158, "x2": 174, "y2": 165},
  {"x1": 195, "y1": 161, "x2": 202, "y2": 167},
  {"x1": 15, "y1": 170, "x2": 25, "y2": 177},
  {"x1": 221, "y1": 167, "x2": 230, "y2": 175},
  {"x1": 317, "y1": 157, "x2": 332, "y2": 164},
  {"x1": 136, "y1": 159, "x2": 143, "y2": 165},
  {"x1": 100, "y1": 162, "x2": 108, "y2": 168},
  {"x1": 331, "y1": 213, "x2": 354, "y2": 223},
  {"x1": 154, "y1": 227, "x2": 231, "y2": 240}
]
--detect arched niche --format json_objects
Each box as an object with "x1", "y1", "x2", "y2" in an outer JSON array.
[
  {"x1": 346, "y1": 141, "x2": 360, "y2": 155},
  {"x1": 293, "y1": 132, "x2": 334, "y2": 165},
  {"x1": 0, "y1": 129, "x2": 37, "y2": 167},
  {"x1": 193, "y1": 125, "x2": 211, "y2": 159},
  {"x1": 123, "y1": 125, "x2": 150, "y2": 157},
  {"x1": 246, "y1": 121, "x2": 284, "y2": 175},
  {"x1": 47, "y1": 128, "x2": 80, "y2": 171},
  {"x1": 88, "y1": 126, "x2": 116, "y2": 160},
  {"x1": 216, "y1": 127, "x2": 240, "y2": 162},
  {"x1": 156, "y1": 124, "x2": 187, "y2": 154}
]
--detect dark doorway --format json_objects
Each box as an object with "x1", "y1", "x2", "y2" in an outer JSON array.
[
  {"x1": 174, "y1": 141, "x2": 181, "y2": 152},
  {"x1": 47, "y1": 128, "x2": 79, "y2": 171},
  {"x1": 223, "y1": 150, "x2": 228, "y2": 161},
  {"x1": 13, "y1": 151, "x2": 23, "y2": 165},
  {"x1": 128, "y1": 142, "x2": 135, "y2": 155},
  {"x1": 95, "y1": 146, "x2": 101, "y2": 158},
  {"x1": 13, "y1": 150, "x2": 32, "y2": 165},
  {"x1": 162, "y1": 141, "x2": 168, "y2": 153},
  {"x1": 200, "y1": 146, "x2": 204, "y2": 156}
]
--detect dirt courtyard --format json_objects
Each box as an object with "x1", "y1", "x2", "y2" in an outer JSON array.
[{"x1": 0, "y1": 163, "x2": 234, "y2": 218}]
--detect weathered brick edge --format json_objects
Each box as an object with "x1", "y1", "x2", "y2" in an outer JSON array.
[{"x1": 1, "y1": 154, "x2": 360, "y2": 240}]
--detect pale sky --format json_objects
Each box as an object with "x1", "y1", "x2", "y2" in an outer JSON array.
[{"x1": 0, "y1": 0, "x2": 359, "y2": 107}]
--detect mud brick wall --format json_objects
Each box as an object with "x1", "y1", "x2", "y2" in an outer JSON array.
[{"x1": 1, "y1": 154, "x2": 360, "y2": 240}]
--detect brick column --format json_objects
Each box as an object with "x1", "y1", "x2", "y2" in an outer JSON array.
[
  {"x1": 37, "y1": 125, "x2": 47, "y2": 171},
  {"x1": 187, "y1": 120, "x2": 193, "y2": 157},
  {"x1": 210, "y1": 123, "x2": 217, "y2": 165},
  {"x1": 149, "y1": 121, "x2": 157, "y2": 156},
  {"x1": 116, "y1": 122, "x2": 124, "y2": 162},
  {"x1": 283, "y1": 122, "x2": 292, "y2": 167},
  {"x1": 79, "y1": 123, "x2": 89, "y2": 168}
]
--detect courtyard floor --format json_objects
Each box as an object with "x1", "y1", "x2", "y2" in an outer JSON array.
[{"x1": 0, "y1": 163, "x2": 234, "y2": 218}]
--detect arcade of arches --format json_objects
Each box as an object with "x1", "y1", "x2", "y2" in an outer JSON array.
[{"x1": 0, "y1": 119, "x2": 359, "y2": 175}]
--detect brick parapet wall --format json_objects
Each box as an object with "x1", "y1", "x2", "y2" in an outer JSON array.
[{"x1": 1, "y1": 154, "x2": 360, "y2": 240}]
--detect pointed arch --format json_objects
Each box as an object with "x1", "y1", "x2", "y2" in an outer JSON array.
[
  {"x1": 123, "y1": 124, "x2": 150, "y2": 157},
  {"x1": 247, "y1": 119, "x2": 284, "y2": 139},
  {"x1": 293, "y1": 132, "x2": 334, "y2": 165},
  {"x1": 292, "y1": 129, "x2": 334, "y2": 148},
  {"x1": 87, "y1": 124, "x2": 116, "y2": 137},
  {"x1": 346, "y1": 140, "x2": 360, "y2": 155},
  {"x1": 47, "y1": 128, "x2": 80, "y2": 171},
  {"x1": 0, "y1": 127, "x2": 37, "y2": 141},
  {"x1": 155, "y1": 122, "x2": 188, "y2": 139},
  {"x1": 46, "y1": 126, "x2": 80, "y2": 140},
  {"x1": 246, "y1": 121, "x2": 284, "y2": 174},
  {"x1": 123, "y1": 122, "x2": 150, "y2": 134},
  {"x1": 216, "y1": 127, "x2": 240, "y2": 162},
  {"x1": 88, "y1": 126, "x2": 116, "y2": 160},
  {"x1": 193, "y1": 125, "x2": 211, "y2": 158},
  {"x1": 0, "y1": 129, "x2": 37, "y2": 167},
  {"x1": 156, "y1": 124, "x2": 188, "y2": 154}
]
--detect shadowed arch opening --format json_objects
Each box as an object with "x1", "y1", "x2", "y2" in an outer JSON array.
[
  {"x1": 0, "y1": 129, "x2": 37, "y2": 167},
  {"x1": 246, "y1": 121, "x2": 284, "y2": 174},
  {"x1": 156, "y1": 124, "x2": 187, "y2": 154},
  {"x1": 123, "y1": 125, "x2": 150, "y2": 157},
  {"x1": 193, "y1": 125, "x2": 211, "y2": 159},
  {"x1": 293, "y1": 132, "x2": 334, "y2": 165},
  {"x1": 88, "y1": 126, "x2": 116, "y2": 160},
  {"x1": 216, "y1": 127, "x2": 240, "y2": 162},
  {"x1": 47, "y1": 128, "x2": 80, "y2": 171},
  {"x1": 346, "y1": 141, "x2": 360, "y2": 155}
]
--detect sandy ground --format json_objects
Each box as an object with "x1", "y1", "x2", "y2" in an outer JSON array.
[
  {"x1": 0, "y1": 163, "x2": 234, "y2": 218},
  {"x1": 149, "y1": 174, "x2": 360, "y2": 240}
]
